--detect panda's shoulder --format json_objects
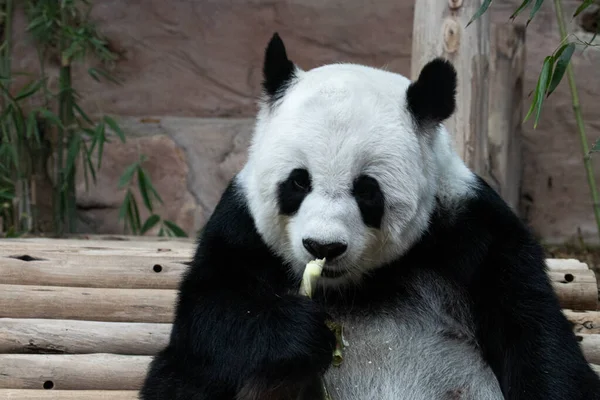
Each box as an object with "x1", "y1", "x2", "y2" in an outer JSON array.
[
  {"x1": 181, "y1": 177, "x2": 289, "y2": 291},
  {"x1": 422, "y1": 175, "x2": 546, "y2": 281}
]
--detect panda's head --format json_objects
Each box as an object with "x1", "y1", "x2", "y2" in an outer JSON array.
[{"x1": 238, "y1": 33, "x2": 475, "y2": 284}]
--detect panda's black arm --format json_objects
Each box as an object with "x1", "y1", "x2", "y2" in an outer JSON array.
[
  {"x1": 468, "y1": 242, "x2": 600, "y2": 400},
  {"x1": 451, "y1": 183, "x2": 600, "y2": 399},
  {"x1": 166, "y1": 181, "x2": 335, "y2": 395}
]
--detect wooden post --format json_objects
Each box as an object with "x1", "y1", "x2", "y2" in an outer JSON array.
[
  {"x1": 411, "y1": 0, "x2": 490, "y2": 175},
  {"x1": 487, "y1": 23, "x2": 526, "y2": 211}
]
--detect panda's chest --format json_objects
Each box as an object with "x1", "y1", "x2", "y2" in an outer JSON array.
[{"x1": 320, "y1": 296, "x2": 503, "y2": 399}]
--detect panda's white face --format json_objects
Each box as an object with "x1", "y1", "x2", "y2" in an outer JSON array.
[{"x1": 238, "y1": 34, "x2": 474, "y2": 284}]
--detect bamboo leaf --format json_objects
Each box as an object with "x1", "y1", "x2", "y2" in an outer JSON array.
[
  {"x1": 0, "y1": 190, "x2": 14, "y2": 201},
  {"x1": 141, "y1": 214, "x2": 161, "y2": 235},
  {"x1": 163, "y1": 220, "x2": 188, "y2": 237},
  {"x1": 467, "y1": 0, "x2": 493, "y2": 27},
  {"x1": 38, "y1": 109, "x2": 64, "y2": 129},
  {"x1": 94, "y1": 122, "x2": 107, "y2": 170},
  {"x1": 141, "y1": 166, "x2": 164, "y2": 205},
  {"x1": 15, "y1": 79, "x2": 43, "y2": 101},
  {"x1": 26, "y1": 16, "x2": 47, "y2": 33},
  {"x1": 118, "y1": 161, "x2": 139, "y2": 189},
  {"x1": 531, "y1": 56, "x2": 554, "y2": 128},
  {"x1": 547, "y1": 43, "x2": 575, "y2": 96},
  {"x1": 81, "y1": 144, "x2": 90, "y2": 191},
  {"x1": 573, "y1": 0, "x2": 595, "y2": 17},
  {"x1": 73, "y1": 102, "x2": 93, "y2": 124},
  {"x1": 65, "y1": 134, "x2": 81, "y2": 177},
  {"x1": 81, "y1": 139, "x2": 97, "y2": 184},
  {"x1": 87, "y1": 67, "x2": 101, "y2": 83},
  {"x1": 103, "y1": 115, "x2": 126, "y2": 143},
  {"x1": 88, "y1": 67, "x2": 122, "y2": 85},
  {"x1": 26, "y1": 111, "x2": 41, "y2": 145},
  {"x1": 129, "y1": 195, "x2": 142, "y2": 234},
  {"x1": 527, "y1": 0, "x2": 546, "y2": 26},
  {"x1": 137, "y1": 167, "x2": 153, "y2": 212},
  {"x1": 510, "y1": 0, "x2": 532, "y2": 20},
  {"x1": 118, "y1": 190, "x2": 131, "y2": 222},
  {"x1": 97, "y1": 133, "x2": 105, "y2": 170},
  {"x1": 524, "y1": 57, "x2": 550, "y2": 124}
]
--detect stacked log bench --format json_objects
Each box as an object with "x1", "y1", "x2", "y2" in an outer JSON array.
[{"x1": 0, "y1": 237, "x2": 599, "y2": 399}]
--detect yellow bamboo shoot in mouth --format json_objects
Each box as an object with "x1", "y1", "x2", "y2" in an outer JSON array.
[{"x1": 299, "y1": 258, "x2": 325, "y2": 298}]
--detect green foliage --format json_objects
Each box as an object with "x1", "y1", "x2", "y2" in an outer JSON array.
[
  {"x1": 117, "y1": 155, "x2": 186, "y2": 237},
  {"x1": 469, "y1": 0, "x2": 600, "y2": 240},
  {"x1": 522, "y1": 42, "x2": 576, "y2": 128},
  {"x1": 591, "y1": 139, "x2": 600, "y2": 154},
  {"x1": 469, "y1": 0, "x2": 598, "y2": 129},
  {"x1": 0, "y1": 0, "x2": 187, "y2": 238},
  {"x1": 466, "y1": 0, "x2": 492, "y2": 27},
  {"x1": 574, "y1": 0, "x2": 597, "y2": 18}
]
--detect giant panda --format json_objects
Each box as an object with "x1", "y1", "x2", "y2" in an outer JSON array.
[{"x1": 139, "y1": 33, "x2": 600, "y2": 400}]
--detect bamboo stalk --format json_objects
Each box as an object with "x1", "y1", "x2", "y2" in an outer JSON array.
[
  {"x1": 1, "y1": 0, "x2": 12, "y2": 77},
  {"x1": 553, "y1": 0, "x2": 600, "y2": 241},
  {"x1": 55, "y1": 5, "x2": 72, "y2": 237}
]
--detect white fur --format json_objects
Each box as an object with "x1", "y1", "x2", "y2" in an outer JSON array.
[
  {"x1": 238, "y1": 63, "x2": 475, "y2": 282},
  {"x1": 323, "y1": 271, "x2": 503, "y2": 399},
  {"x1": 235, "y1": 61, "x2": 500, "y2": 399}
]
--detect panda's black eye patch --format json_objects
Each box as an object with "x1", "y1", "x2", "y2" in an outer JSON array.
[
  {"x1": 277, "y1": 168, "x2": 312, "y2": 215},
  {"x1": 352, "y1": 175, "x2": 384, "y2": 229}
]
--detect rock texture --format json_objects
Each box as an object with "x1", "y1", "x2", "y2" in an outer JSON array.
[
  {"x1": 9, "y1": 0, "x2": 600, "y2": 243},
  {"x1": 75, "y1": 118, "x2": 254, "y2": 236}
]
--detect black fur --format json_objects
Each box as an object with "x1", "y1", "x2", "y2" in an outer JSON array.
[
  {"x1": 140, "y1": 175, "x2": 600, "y2": 400},
  {"x1": 277, "y1": 168, "x2": 312, "y2": 215},
  {"x1": 406, "y1": 58, "x2": 457, "y2": 128},
  {"x1": 262, "y1": 33, "x2": 296, "y2": 104},
  {"x1": 140, "y1": 180, "x2": 335, "y2": 400},
  {"x1": 352, "y1": 174, "x2": 385, "y2": 229}
]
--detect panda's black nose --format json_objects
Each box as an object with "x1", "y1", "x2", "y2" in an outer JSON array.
[{"x1": 302, "y1": 239, "x2": 347, "y2": 260}]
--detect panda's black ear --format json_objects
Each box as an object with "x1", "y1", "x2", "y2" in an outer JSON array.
[
  {"x1": 262, "y1": 33, "x2": 296, "y2": 100},
  {"x1": 406, "y1": 58, "x2": 456, "y2": 128}
]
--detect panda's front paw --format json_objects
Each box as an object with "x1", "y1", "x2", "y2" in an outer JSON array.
[{"x1": 269, "y1": 295, "x2": 336, "y2": 375}]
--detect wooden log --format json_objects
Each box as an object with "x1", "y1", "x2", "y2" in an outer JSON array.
[
  {"x1": 1, "y1": 317, "x2": 598, "y2": 366},
  {"x1": 577, "y1": 334, "x2": 600, "y2": 365},
  {"x1": 0, "y1": 236, "x2": 194, "y2": 249},
  {"x1": 564, "y1": 310, "x2": 600, "y2": 334},
  {"x1": 0, "y1": 238, "x2": 194, "y2": 260},
  {"x1": 0, "y1": 263, "x2": 594, "y2": 325},
  {"x1": 411, "y1": 0, "x2": 490, "y2": 175},
  {"x1": 0, "y1": 245, "x2": 591, "y2": 294},
  {"x1": 0, "y1": 319, "x2": 171, "y2": 355},
  {"x1": 0, "y1": 354, "x2": 150, "y2": 390},
  {"x1": 548, "y1": 269, "x2": 598, "y2": 311},
  {"x1": 487, "y1": 22, "x2": 525, "y2": 211},
  {"x1": 0, "y1": 353, "x2": 597, "y2": 392},
  {"x1": 0, "y1": 285, "x2": 176, "y2": 323},
  {"x1": 0, "y1": 255, "x2": 187, "y2": 289},
  {"x1": 0, "y1": 389, "x2": 138, "y2": 399}
]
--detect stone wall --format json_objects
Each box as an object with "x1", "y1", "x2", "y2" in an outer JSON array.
[{"x1": 10, "y1": 0, "x2": 600, "y2": 243}]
